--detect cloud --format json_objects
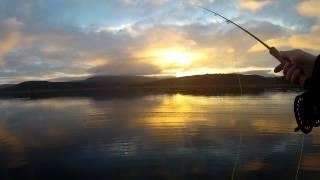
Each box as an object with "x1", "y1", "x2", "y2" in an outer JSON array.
[
  {"x1": 0, "y1": 18, "x2": 23, "y2": 63},
  {"x1": 122, "y1": 0, "x2": 170, "y2": 5},
  {"x1": 249, "y1": 24, "x2": 320, "y2": 52},
  {"x1": 89, "y1": 60, "x2": 161, "y2": 75},
  {"x1": 297, "y1": 0, "x2": 320, "y2": 19},
  {"x1": 0, "y1": 0, "x2": 318, "y2": 83},
  {"x1": 188, "y1": 0, "x2": 216, "y2": 6},
  {"x1": 0, "y1": 18, "x2": 290, "y2": 82},
  {"x1": 0, "y1": 23, "x2": 169, "y2": 80},
  {"x1": 239, "y1": 0, "x2": 272, "y2": 12}
]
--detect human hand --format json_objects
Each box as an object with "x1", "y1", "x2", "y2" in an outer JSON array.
[{"x1": 274, "y1": 49, "x2": 317, "y2": 87}]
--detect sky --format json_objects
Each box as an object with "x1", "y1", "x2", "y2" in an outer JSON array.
[{"x1": 0, "y1": 0, "x2": 320, "y2": 83}]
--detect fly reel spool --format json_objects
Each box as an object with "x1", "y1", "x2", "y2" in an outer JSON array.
[{"x1": 294, "y1": 92, "x2": 320, "y2": 134}]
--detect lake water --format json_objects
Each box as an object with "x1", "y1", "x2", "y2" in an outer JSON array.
[{"x1": 1, "y1": 92, "x2": 320, "y2": 179}]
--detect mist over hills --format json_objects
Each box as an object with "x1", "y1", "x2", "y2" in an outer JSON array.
[{"x1": 0, "y1": 74, "x2": 300, "y2": 98}]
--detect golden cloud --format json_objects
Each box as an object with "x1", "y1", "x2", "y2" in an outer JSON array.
[
  {"x1": 129, "y1": 26, "x2": 258, "y2": 76},
  {"x1": 297, "y1": 0, "x2": 320, "y2": 19},
  {"x1": 239, "y1": 0, "x2": 272, "y2": 12},
  {"x1": 0, "y1": 18, "x2": 23, "y2": 62},
  {"x1": 249, "y1": 25, "x2": 320, "y2": 52}
]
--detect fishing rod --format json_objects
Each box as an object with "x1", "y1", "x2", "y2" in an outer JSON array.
[
  {"x1": 199, "y1": 7, "x2": 318, "y2": 135},
  {"x1": 198, "y1": 8, "x2": 309, "y2": 179},
  {"x1": 198, "y1": 6, "x2": 285, "y2": 64}
]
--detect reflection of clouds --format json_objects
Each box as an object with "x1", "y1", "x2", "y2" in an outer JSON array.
[
  {"x1": 106, "y1": 140, "x2": 138, "y2": 157},
  {"x1": 140, "y1": 93, "x2": 298, "y2": 135},
  {"x1": 242, "y1": 159, "x2": 267, "y2": 171},
  {"x1": 252, "y1": 119, "x2": 297, "y2": 134},
  {"x1": 311, "y1": 135, "x2": 320, "y2": 144},
  {"x1": 302, "y1": 153, "x2": 320, "y2": 171},
  {"x1": 0, "y1": 98, "x2": 94, "y2": 168},
  {"x1": 1, "y1": 93, "x2": 320, "y2": 177},
  {"x1": 0, "y1": 121, "x2": 25, "y2": 168},
  {"x1": 272, "y1": 141, "x2": 290, "y2": 153},
  {"x1": 81, "y1": 137, "x2": 138, "y2": 157},
  {"x1": 87, "y1": 92, "x2": 312, "y2": 178}
]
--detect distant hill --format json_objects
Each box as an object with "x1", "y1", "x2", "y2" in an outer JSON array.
[
  {"x1": 0, "y1": 74, "x2": 300, "y2": 98},
  {"x1": 0, "y1": 84, "x2": 14, "y2": 90},
  {"x1": 2, "y1": 76, "x2": 158, "y2": 91},
  {"x1": 142, "y1": 74, "x2": 292, "y2": 88},
  {"x1": 85, "y1": 75, "x2": 158, "y2": 85}
]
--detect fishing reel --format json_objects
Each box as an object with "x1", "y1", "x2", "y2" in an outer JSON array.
[{"x1": 294, "y1": 92, "x2": 320, "y2": 134}]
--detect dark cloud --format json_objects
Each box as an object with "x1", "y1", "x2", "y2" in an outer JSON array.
[
  {"x1": 0, "y1": 0, "x2": 318, "y2": 83},
  {"x1": 0, "y1": 17, "x2": 297, "y2": 82},
  {"x1": 89, "y1": 60, "x2": 161, "y2": 76}
]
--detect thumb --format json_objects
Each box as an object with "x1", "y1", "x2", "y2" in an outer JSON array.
[{"x1": 274, "y1": 63, "x2": 284, "y2": 73}]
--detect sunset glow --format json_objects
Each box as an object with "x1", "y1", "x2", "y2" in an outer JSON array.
[
  {"x1": 154, "y1": 50, "x2": 194, "y2": 66},
  {"x1": 145, "y1": 48, "x2": 202, "y2": 67},
  {"x1": 0, "y1": 0, "x2": 320, "y2": 83}
]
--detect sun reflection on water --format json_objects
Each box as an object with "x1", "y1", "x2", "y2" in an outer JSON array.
[{"x1": 1, "y1": 93, "x2": 320, "y2": 179}]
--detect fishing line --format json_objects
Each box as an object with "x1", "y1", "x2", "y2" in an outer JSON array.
[
  {"x1": 234, "y1": 53, "x2": 243, "y2": 180},
  {"x1": 231, "y1": 131, "x2": 242, "y2": 180},
  {"x1": 237, "y1": 75, "x2": 243, "y2": 95},
  {"x1": 198, "y1": 7, "x2": 307, "y2": 179},
  {"x1": 198, "y1": 6, "x2": 287, "y2": 65},
  {"x1": 198, "y1": 6, "x2": 271, "y2": 50},
  {"x1": 234, "y1": 52, "x2": 243, "y2": 95},
  {"x1": 206, "y1": 9, "x2": 244, "y2": 180},
  {"x1": 230, "y1": 29, "x2": 243, "y2": 180},
  {"x1": 294, "y1": 134, "x2": 305, "y2": 180}
]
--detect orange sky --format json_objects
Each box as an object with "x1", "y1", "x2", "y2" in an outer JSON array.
[{"x1": 0, "y1": 0, "x2": 320, "y2": 83}]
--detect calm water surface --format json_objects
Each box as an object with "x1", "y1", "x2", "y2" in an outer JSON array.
[{"x1": 1, "y1": 92, "x2": 320, "y2": 179}]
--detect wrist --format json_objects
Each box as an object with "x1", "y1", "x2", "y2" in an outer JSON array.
[
  {"x1": 313, "y1": 55, "x2": 320, "y2": 77},
  {"x1": 304, "y1": 55, "x2": 320, "y2": 90}
]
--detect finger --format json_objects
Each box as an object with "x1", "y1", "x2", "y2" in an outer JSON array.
[
  {"x1": 286, "y1": 64, "x2": 297, "y2": 81},
  {"x1": 274, "y1": 64, "x2": 284, "y2": 73},
  {"x1": 283, "y1": 62, "x2": 293, "y2": 75},
  {"x1": 290, "y1": 68, "x2": 302, "y2": 84}
]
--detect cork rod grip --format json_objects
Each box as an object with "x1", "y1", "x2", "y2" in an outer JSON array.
[{"x1": 269, "y1": 47, "x2": 307, "y2": 87}]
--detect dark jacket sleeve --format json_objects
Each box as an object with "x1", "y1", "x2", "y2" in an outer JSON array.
[
  {"x1": 304, "y1": 55, "x2": 320, "y2": 92},
  {"x1": 293, "y1": 55, "x2": 320, "y2": 134}
]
